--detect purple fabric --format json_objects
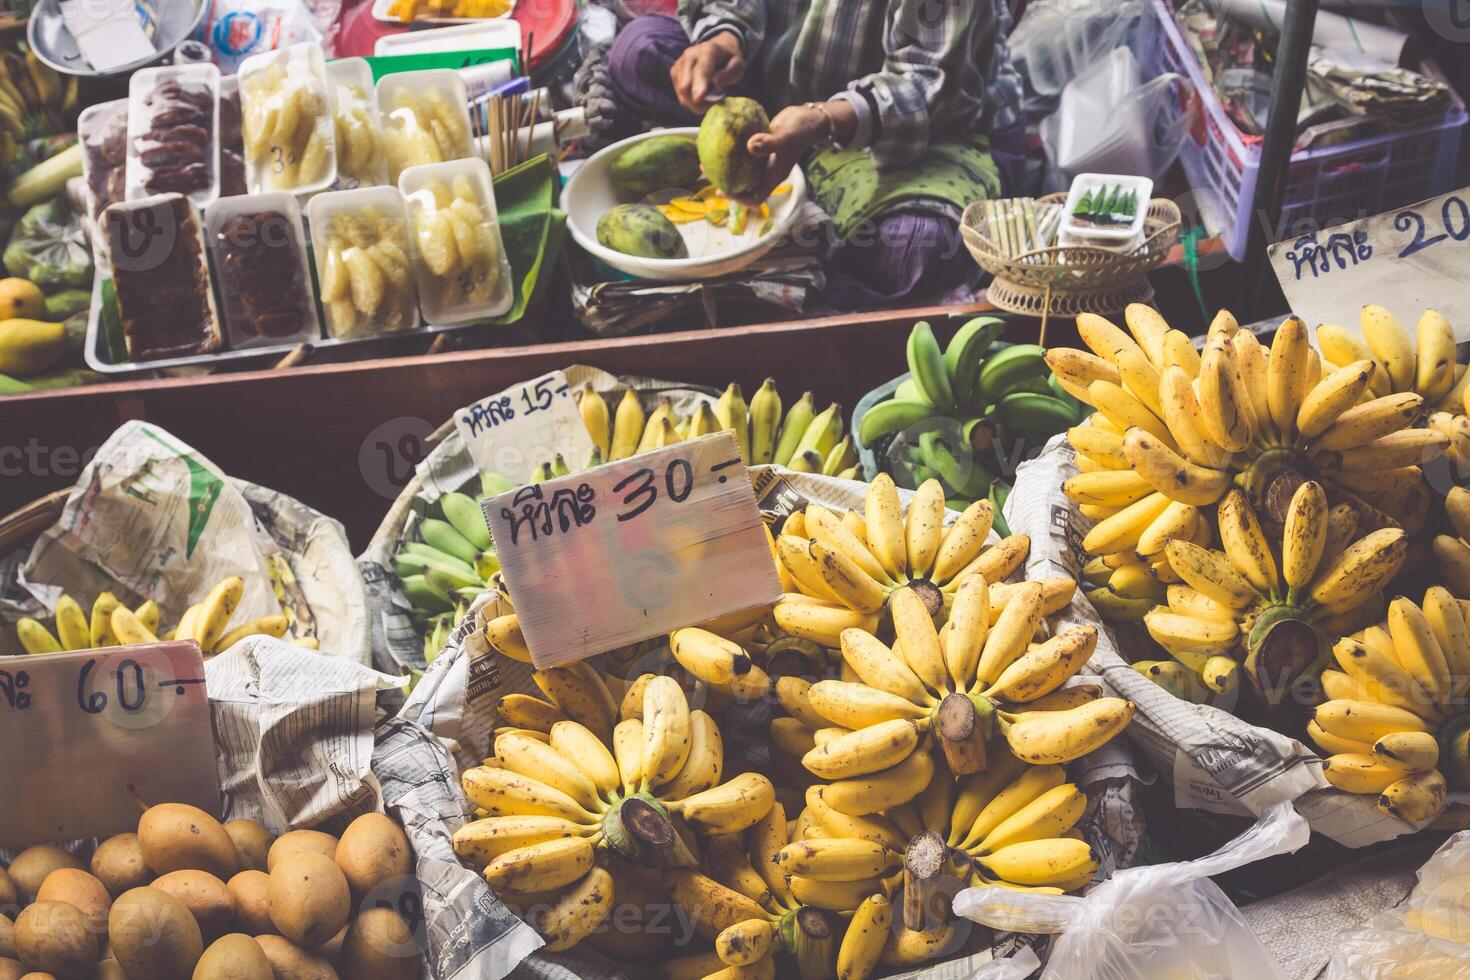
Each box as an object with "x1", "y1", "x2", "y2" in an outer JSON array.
[
  {"x1": 990, "y1": 117, "x2": 1028, "y2": 198},
  {"x1": 607, "y1": 15, "x2": 701, "y2": 127},
  {"x1": 826, "y1": 212, "x2": 969, "y2": 309}
]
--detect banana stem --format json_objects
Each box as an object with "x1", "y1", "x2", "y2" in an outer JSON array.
[
  {"x1": 935, "y1": 693, "x2": 990, "y2": 775},
  {"x1": 902, "y1": 831, "x2": 951, "y2": 932}
]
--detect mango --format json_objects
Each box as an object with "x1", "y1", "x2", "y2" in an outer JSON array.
[
  {"x1": 90, "y1": 834, "x2": 151, "y2": 898},
  {"x1": 139, "y1": 804, "x2": 239, "y2": 881},
  {"x1": 596, "y1": 204, "x2": 688, "y2": 260},
  {"x1": 0, "y1": 278, "x2": 44, "y2": 320},
  {"x1": 109, "y1": 887, "x2": 203, "y2": 980},
  {"x1": 0, "y1": 319, "x2": 65, "y2": 378},
  {"x1": 609, "y1": 135, "x2": 700, "y2": 196},
  {"x1": 697, "y1": 97, "x2": 770, "y2": 197}
]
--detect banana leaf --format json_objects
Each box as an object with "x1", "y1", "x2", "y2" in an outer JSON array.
[{"x1": 482, "y1": 152, "x2": 566, "y2": 325}]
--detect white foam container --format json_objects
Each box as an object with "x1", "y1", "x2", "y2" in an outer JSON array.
[
  {"x1": 205, "y1": 191, "x2": 321, "y2": 350},
  {"x1": 398, "y1": 157, "x2": 513, "y2": 325},
  {"x1": 1060, "y1": 172, "x2": 1152, "y2": 247},
  {"x1": 125, "y1": 62, "x2": 221, "y2": 209},
  {"x1": 103, "y1": 192, "x2": 222, "y2": 360},
  {"x1": 238, "y1": 42, "x2": 339, "y2": 197},
  {"x1": 326, "y1": 57, "x2": 390, "y2": 189},
  {"x1": 306, "y1": 185, "x2": 421, "y2": 338},
  {"x1": 370, "y1": 16, "x2": 520, "y2": 46},
  {"x1": 376, "y1": 69, "x2": 474, "y2": 182}
]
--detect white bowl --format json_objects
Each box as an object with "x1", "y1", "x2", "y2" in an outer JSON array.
[{"x1": 563, "y1": 127, "x2": 807, "y2": 283}]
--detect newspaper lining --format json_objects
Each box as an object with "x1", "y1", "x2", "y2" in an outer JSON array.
[
  {"x1": 1002, "y1": 435, "x2": 1457, "y2": 847},
  {"x1": 3, "y1": 420, "x2": 369, "y2": 662}
]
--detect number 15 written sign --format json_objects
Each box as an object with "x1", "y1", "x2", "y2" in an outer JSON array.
[
  {"x1": 1269, "y1": 186, "x2": 1470, "y2": 343},
  {"x1": 483, "y1": 432, "x2": 783, "y2": 668},
  {"x1": 0, "y1": 641, "x2": 219, "y2": 847}
]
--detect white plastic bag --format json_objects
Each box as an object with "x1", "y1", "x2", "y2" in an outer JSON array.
[
  {"x1": 953, "y1": 803, "x2": 1309, "y2": 980},
  {"x1": 1040, "y1": 47, "x2": 1195, "y2": 180},
  {"x1": 1326, "y1": 831, "x2": 1470, "y2": 978},
  {"x1": 1011, "y1": 0, "x2": 1145, "y2": 99}
]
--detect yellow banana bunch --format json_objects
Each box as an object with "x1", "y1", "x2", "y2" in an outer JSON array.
[
  {"x1": 660, "y1": 800, "x2": 864, "y2": 979},
  {"x1": 576, "y1": 381, "x2": 849, "y2": 471},
  {"x1": 459, "y1": 673, "x2": 776, "y2": 953},
  {"x1": 1320, "y1": 306, "x2": 1467, "y2": 412},
  {"x1": 764, "y1": 751, "x2": 1096, "y2": 977},
  {"x1": 788, "y1": 577, "x2": 1127, "y2": 797},
  {"x1": 1432, "y1": 486, "x2": 1470, "y2": 599},
  {"x1": 1310, "y1": 587, "x2": 1470, "y2": 825},
  {"x1": 1054, "y1": 305, "x2": 1444, "y2": 560},
  {"x1": 1143, "y1": 481, "x2": 1407, "y2": 704},
  {"x1": 770, "y1": 475, "x2": 1042, "y2": 640},
  {"x1": 11, "y1": 577, "x2": 300, "y2": 656}
]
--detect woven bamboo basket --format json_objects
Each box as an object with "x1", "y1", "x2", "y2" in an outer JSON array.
[{"x1": 961, "y1": 193, "x2": 1182, "y2": 331}]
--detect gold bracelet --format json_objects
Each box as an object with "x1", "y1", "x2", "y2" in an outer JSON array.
[{"x1": 804, "y1": 101, "x2": 838, "y2": 146}]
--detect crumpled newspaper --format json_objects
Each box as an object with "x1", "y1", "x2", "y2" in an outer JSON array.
[{"x1": 3, "y1": 419, "x2": 369, "y2": 662}]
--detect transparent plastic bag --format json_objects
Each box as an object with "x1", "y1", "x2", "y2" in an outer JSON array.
[
  {"x1": 1040, "y1": 46, "x2": 1196, "y2": 181},
  {"x1": 1011, "y1": 0, "x2": 1145, "y2": 99},
  {"x1": 953, "y1": 803, "x2": 1309, "y2": 980},
  {"x1": 1326, "y1": 831, "x2": 1470, "y2": 979}
]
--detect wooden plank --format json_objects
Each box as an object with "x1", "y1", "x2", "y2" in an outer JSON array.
[{"x1": 0, "y1": 302, "x2": 1024, "y2": 549}]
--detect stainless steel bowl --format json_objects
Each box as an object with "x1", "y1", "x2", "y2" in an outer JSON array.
[{"x1": 27, "y1": 0, "x2": 209, "y2": 77}]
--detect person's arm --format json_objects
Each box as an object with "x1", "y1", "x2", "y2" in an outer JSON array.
[
  {"x1": 846, "y1": 0, "x2": 992, "y2": 169},
  {"x1": 672, "y1": 0, "x2": 766, "y2": 113},
  {"x1": 678, "y1": 0, "x2": 766, "y2": 61}
]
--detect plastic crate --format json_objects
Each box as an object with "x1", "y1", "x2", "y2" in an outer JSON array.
[{"x1": 1142, "y1": 0, "x2": 1466, "y2": 261}]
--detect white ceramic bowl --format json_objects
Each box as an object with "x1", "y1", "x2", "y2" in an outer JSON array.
[{"x1": 563, "y1": 127, "x2": 807, "y2": 283}]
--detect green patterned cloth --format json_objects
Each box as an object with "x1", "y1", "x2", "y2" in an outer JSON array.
[{"x1": 803, "y1": 137, "x2": 1001, "y2": 242}]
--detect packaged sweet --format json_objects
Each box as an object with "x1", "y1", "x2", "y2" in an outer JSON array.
[
  {"x1": 398, "y1": 158, "x2": 513, "y2": 324},
  {"x1": 239, "y1": 42, "x2": 337, "y2": 195},
  {"x1": 306, "y1": 187, "x2": 419, "y2": 338},
  {"x1": 207, "y1": 193, "x2": 320, "y2": 348},
  {"x1": 103, "y1": 194, "x2": 222, "y2": 360},
  {"x1": 125, "y1": 63, "x2": 222, "y2": 207}
]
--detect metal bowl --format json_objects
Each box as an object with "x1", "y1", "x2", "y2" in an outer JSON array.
[{"x1": 28, "y1": 0, "x2": 209, "y2": 77}]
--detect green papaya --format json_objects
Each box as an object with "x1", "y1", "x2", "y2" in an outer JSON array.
[
  {"x1": 596, "y1": 204, "x2": 689, "y2": 259},
  {"x1": 609, "y1": 134, "x2": 701, "y2": 196},
  {"x1": 697, "y1": 97, "x2": 770, "y2": 196}
]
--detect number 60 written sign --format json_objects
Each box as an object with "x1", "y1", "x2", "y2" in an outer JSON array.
[
  {"x1": 483, "y1": 432, "x2": 783, "y2": 668},
  {"x1": 0, "y1": 641, "x2": 219, "y2": 847}
]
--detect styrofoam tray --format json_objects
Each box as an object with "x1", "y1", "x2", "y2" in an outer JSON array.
[{"x1": 370, "y1": 0, "x2": 517, "y2": 28}]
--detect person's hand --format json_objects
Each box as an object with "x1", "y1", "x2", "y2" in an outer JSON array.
[
  {"x1": 736, "y1": 104, "x2": 830, "y2": 205},
  {"x1": 671, "y1": 32, "x2": 745, "y2": 115}
]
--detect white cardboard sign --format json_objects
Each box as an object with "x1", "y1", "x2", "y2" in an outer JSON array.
[
  {"x1": 483, "y1": 432, "x2": 782, "y2": 668},
  {"x1": 1268, "y1": 186, "x2": 1470, "y2": 342},
  {"x1": 453, "y1": 370, "x2": 596, "y2": 482},
  {"x1": 0, "y1": 641, "x2": 219, "y2": 847}
]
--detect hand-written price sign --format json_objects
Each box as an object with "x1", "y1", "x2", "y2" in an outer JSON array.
[
  {"x1": 0, "y1": 641, "x2": 219, "y2": 847},
  {"x1": 453, "y1": 370, "x2": 596, "y2": 482},
  {"x1": 1268, "y1": 186, "x2": 1470, "y2": 343},
  {"x1": 483, "y1": 432, "x2": 783, "y2": 668}
]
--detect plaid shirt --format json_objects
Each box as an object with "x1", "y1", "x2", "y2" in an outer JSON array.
[{"x1": 680, "y1": 0, "x2": 1024, "y2": 169}]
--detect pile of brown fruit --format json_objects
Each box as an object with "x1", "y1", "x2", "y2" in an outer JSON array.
[{"x1": 0, "y1": 802, "x2": 418, "y2": 979}]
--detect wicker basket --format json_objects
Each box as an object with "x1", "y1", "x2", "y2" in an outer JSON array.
[
  {"x1": 0, "y1": 491, "x2": 68, "y2": 557},
  {"x1": 961, "y1": 193, "x2": 1182, "y2": 325}
]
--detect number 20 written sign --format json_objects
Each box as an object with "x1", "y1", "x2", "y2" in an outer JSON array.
[
  {"x1": 1268, "y1": 186, "x2": 1470, "y2": 343},
  {"x1": 0, "y1": 642, "x2": 220, "y2": 847},
  {"x1": 483, "y1": 432, "x2": 783, "y2": 668}
]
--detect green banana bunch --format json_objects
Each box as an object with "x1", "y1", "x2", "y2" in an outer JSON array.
[
  {"x1": 858, "y1": 317, "x2": 1086, "y2": 513},
  {"x1": 397, "y1": 471, "x2": 516, "y2": 642},
  {"x1": 579, "y1": 380, "x2": 850, "y2": 472}
]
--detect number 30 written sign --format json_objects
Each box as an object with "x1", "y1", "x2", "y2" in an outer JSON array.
[
  {"x1": 483, "y1": 432, "x2": 783, "y2": 668},
  {"x1": 1269, "y1": 186, "x2": 1470, "y2": 343},
  {"x1": 0, "y1": 641, "x2": 219, "y2": 846}
]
